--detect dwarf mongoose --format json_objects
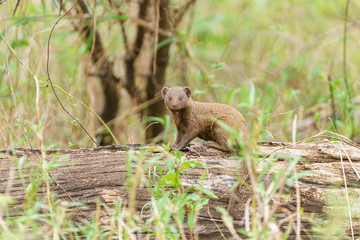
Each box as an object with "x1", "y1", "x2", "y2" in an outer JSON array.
[{"x1": 162, "y1": 86, "x2": 250, "y2": 152}]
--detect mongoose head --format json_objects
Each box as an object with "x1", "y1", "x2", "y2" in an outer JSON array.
[{"x1": 162, "y1": 86, "x2": 192, "y2": 110}]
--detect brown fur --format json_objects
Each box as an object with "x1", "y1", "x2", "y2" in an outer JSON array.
[{"x1": 162, "y1": 86, "x2": 250, "y2": 152}]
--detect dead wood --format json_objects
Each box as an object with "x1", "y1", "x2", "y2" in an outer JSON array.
[{"x1": 1, "y1": 142, "x2": 360, "y2": 239}]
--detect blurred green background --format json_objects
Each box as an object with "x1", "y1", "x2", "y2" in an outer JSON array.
[{"x1": 1, "y1": 0, "x2": 359, "y2": 149}]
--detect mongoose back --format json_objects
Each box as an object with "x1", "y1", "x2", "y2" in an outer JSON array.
[{"x1": 162, "y1": 86, "x2": 250, "y2": 152}]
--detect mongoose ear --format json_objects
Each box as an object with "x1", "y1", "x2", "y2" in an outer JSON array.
[
  {"x1": 184, "y1": 86, "x2": 192, "y2": 97},
  {"x1": 162, "y1": 87, "x2": 169, "y2": 98}
]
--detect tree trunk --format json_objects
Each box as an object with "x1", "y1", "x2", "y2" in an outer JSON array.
[
  {"x1": 76, "y1": 1, "x2": 120, "y2": 145},
  {"x1": 74, "y1": 0, "x2": 194, "y2": 144},
  {"x1": 1, "y1": 142, "x2": 359, "y2": 239},
  {"x1": 145, "y1": 0, "x2": 171, "y2": 141}
]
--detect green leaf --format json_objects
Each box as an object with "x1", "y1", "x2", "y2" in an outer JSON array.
[
  {"x1": 174, "y1": 149, "x2": 182, "y2": 161},
  {"x1": 165, "y1": 157, "x2": 175, "y2": 171},
  {"x1": 200, "y1": 187, "x2": 218, "y2": 199},
  {"x1": 179, "y1": 161, "x2": 192, "y2": 172},
  {"x1": 216, "y1": 207, "x2": 233, "y2": 222},
  {"x1": 99, "y1": 14, "x2": 128, "y2": 21},
  {"x1": 9, "y1": 39, "x2": 29, "y2": 48},
  {"x1": 211, "y1": 62, "x2": 226, "y2": 70},
  {"x1": 41, "y1": 0, "x2": 46, "y2": 16},
  {"x1": 185, "y1": 193, "x2": 201, "y2": 203},
  {"x1": 286, "y1": 170, "x2": 317, "y2": 186},
  {"x1": 163, "y1": 115, "x2": 171, "y2": 143},
  {"x1": 148, "y1": 148, "x2": 162, "y2": 153},
  {"x1": 198, "y1": 197, "x2": 209, "y2": 208},
  {"x1": 283, "y1": 193, "x2": 291, "y2": 201},
  {"x1": 189, "y1": 185, "x2": 218, "y2": 199},
  {"x1": 126, "y1": 151, "x2": 136, "y2": 180},
  {"x1": 195, "y1": 70, "x2": 206, "y2": 83},
  {"x1": 225, "y1": 87, "x2": 242, "y2": 106},
  {"x1": 1, "y1": 17, "x2": 43, "y2": 36},
  {"x1": 156, "y1": 164, "x2": 163, "y2": 175},
  {"x1": 187, "y1": 211, "x2": 195, "y2": 230},
  {"x1": 256, "y1": 182, "x2": 265, "y2": 197},
  {"x1": 179, "y1": 161, "x2": 205, "y2": 172},
  {"x1": 158, "y1": 173, "x2": 180, "y2": 188},
  {"x1": 155, "y1": 37, "x2": 177, "y2": 51},
  {"x1": 249, "y1": 82, "x2": 256, "y2": 108},
  {"x1": 71, "y1": 119, "x2": 78, "y2": 127},
  {"x1": 143, "y1": 116, "x2": 165, "y2": 125}
]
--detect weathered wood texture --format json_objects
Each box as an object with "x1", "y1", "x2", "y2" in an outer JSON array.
[{"x1": 1, "y1": 142, "x2": 360, "y2": 239}]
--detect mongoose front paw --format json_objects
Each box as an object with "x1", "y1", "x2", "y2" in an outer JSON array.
[
  {"x1": 169, "y1": 144, "x2": 183, "y2": 152},
  {"x1": 168, "y1": 144, "x2": 178, "y2": 152}
]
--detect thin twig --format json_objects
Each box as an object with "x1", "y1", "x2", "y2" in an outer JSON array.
[
  {"x1": 125, "y1": 155, "x2": 147, "y2": 233},
  {"x1": 244, "y1": 197, "x2": 251, "y2": 231},
  {"x1": 94, "y1": 202, "x2": 101, "y2": 237},
  {"x1": 46, "y1": 0, "x2": 98, "y2": 146},
  {"x1": 339, "y1": 141, "x2": 360, "y2": 179},
  {"x1": 180, "y1": 184, "x2": 194, "y2": 240},
  {"x1": 84, "y1": 0, "x2": 98, "y2": 146},
  {"x1": 292, "y1": 114, "x2": 297, "y2": 144},
  {"x1": 118, "y1": 16, "x2": 129, "y2": 52},
  {"x1": 207, "y1": 204, "x2": 226, "y2": 240},
  {"x1": 339, "y1": 150, "x2": 354, "y2": 240},
  {"x1": 267, "y1": 109, "x2": 295, "y2": 130},
  {"x1": 0, "y1": 128, "x2": 9, "y2": 148},
  {"x1": 13, "y1": 0, "x2": 21, "y2": 15},
  {"x1": 48, "y1": 172, "x2": 91, "y2": 222},
  {"x1": 185, "y1": 41, "x2": 211, "y2": 78},
  {"x1": 152, "y1": 0, "x2": 160, "y2": 78},
  {"x1": 256, "y1": 169, "x2": 288, "y2": 239},
  {"x1": 46, "y1": 84, "x2": 118, "y2": 145},
  {"x1": 80, "y1": 0, "x2": 92, "y2": 14},
  {"x1": 216, "y1": 15, "x2": 242, "y2": 64},
  {"x1": 295, "y1": 170, "x2": 301, "y2": 239},
  {"x1": 123, "y1": 0, "x2": 149, "y2": 98},
  {"x1": 59, "y1": 0, "x2": 63, "y2": 15},
  {"x1": 329, "y1": 118, "x2": 360, "y2": 176},
  {"x1": 327, "y1": 60, "x2": 337, "y2": 130},
  {"x1": 174, "y1": 0, "x2": 195, "y2": 27},
  {"x1": 343, "y1": 0, "x2": 354, "y2": 139}
]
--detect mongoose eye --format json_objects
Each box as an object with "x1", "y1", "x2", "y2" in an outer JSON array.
[
  {"x1": 179, "y1": 97, "x2": 183, "y2": 101},
  {"x1": 168, "y1": 97, "x2": 172, "y2": 101}
]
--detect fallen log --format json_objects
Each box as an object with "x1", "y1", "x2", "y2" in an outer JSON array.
[{"x1": 0, "y1": 142, "x2": 359, "y2": 239}]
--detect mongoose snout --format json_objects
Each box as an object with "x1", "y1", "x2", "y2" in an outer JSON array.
[{"x1": 162, "y1": 86, "x2": 250, "y2": 152}]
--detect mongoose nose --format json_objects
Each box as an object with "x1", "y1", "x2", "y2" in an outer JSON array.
[{"x1": 172, "y1": 104, "x2": 177, "y2": 108}]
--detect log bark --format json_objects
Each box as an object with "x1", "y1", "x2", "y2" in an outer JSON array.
[{"x1": 1, "y1": 142, "x2": 360, "y2": 239}]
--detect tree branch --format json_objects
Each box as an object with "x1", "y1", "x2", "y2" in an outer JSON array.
[
  {"x1": 124, "y1": 0, "x2": 149, "y2": 98},
  {"x1": 174, "y1": 0, "x2": 196, "y2": 27}
]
